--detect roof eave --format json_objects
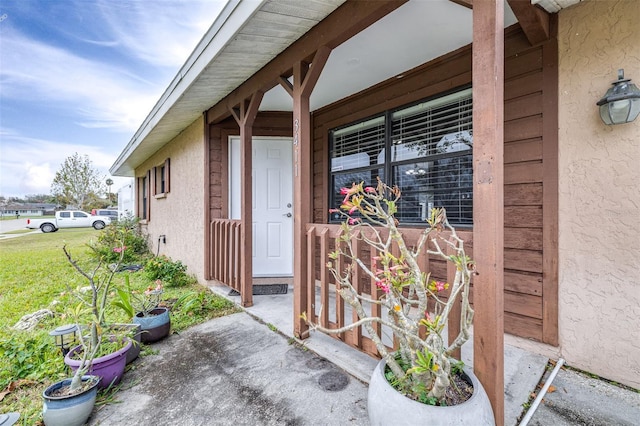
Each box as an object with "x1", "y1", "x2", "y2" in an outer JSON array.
[{"x1": 110, "y1": 0, "x2": 267, "y2": 176}]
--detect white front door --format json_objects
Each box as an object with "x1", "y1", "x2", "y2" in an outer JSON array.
[{"x1": 229, "y1": 137, "x2": 293, "y2": 276}]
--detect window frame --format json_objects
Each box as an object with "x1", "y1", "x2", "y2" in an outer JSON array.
[
  {"x1": 153, "y1": 158, "x2": 171, "y2": 198},
  {"x1": 328, "y1": 86, "x2": 473, "y2": 227},
  {"x1": 138, "y1": 171, "x2": 150, "y2": 221}
]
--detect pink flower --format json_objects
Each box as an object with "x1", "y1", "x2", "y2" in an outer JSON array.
[
  {"x1": 364, "y1": 186, "x2": 376, "y2": 193},
  {"x1": 375, "y1": 280, "x2": 390, "y2": 294},
  {"x1": 348, "y1": 217, "x2": 360, "y2": 225},
  {"x1": 328, "y1": 208, "x2": 339, "y2": 213},
  {"x1": 112, "y1": 246, "x2": 127, "y2": 253},
  {"x1": 435, "y1": 281, "x2": 446, "y2": 292}
]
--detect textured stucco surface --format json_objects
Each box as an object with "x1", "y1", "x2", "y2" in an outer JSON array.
[
  {"x1": 136, "y1": 116, "x2": 206, "y2": 281},
  {"x1": 557, "y1": 0, "x2": 640, "y2": 389}
]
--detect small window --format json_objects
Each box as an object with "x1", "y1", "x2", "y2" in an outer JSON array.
[
  {"x1": 59, "y1": 212, "x2": 70, "y2": 218},
  {"x1": 73, "y1": 212, "x2": 88, "y2": 218},
  {"x1": 138, "y1": 172, "x2": 150, "y2": 220},
  {"x1": 154, "y1": 158, "x2": 171, "y2": 197}
]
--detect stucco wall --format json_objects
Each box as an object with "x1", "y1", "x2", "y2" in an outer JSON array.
[
  {"x1": 557, "y1": 0, "x2": 640, "y2": 388},
  {"x1": 136, "y1": 116, "x2": 207, "y2": 282}
]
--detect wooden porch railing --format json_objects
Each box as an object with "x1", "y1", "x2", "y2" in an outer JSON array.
[
  {"x1": 210, "y1": 219, "x2": 242, "y2": 292},
  {"x1": 305, "y1": 223, "x2": 473, "y2": 358}
]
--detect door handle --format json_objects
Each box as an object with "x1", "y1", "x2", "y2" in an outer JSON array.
[{"x1": 283, "y1": 213, "x2": 292, "y2": 218}]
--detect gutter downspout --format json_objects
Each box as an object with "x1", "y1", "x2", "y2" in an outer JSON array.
[{"x1": 519, "y1": 358, "x2": 565, "y2": 426}]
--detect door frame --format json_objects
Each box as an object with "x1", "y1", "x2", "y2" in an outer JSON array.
[{"x1": 228, "y1": 135, "x2": 294, "y2": 277}]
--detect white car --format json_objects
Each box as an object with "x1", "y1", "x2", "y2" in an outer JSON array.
[{"x1": 26, "y1": 211, "x2": 112, "y2": 233}]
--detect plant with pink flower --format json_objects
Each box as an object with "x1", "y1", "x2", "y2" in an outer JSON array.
[{"x1": 304, "y1": 178, "x2": 475, "y2": 405}]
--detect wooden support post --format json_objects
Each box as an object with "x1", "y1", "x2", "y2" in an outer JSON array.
[
  {"x1": 280, "y1": 46, "x2": 331, "y2": 338},
  {"x1": 472, "y1": 1, "x2": 505, "y2": 425},
  {"x1": 229, "y1": 91, "x2": 264, "y2": 307}
]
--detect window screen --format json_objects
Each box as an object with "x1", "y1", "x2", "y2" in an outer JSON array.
[{"x1": 329, "y1": 88, "x2": 473, "y2": 226}]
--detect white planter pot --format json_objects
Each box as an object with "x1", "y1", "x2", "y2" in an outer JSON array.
[
  {"x1": 42, "y1": 375, "x2": 99, "y2": 426},
  {"x1": 367, "y1": 359, "x2": 495, "y2": 426}
]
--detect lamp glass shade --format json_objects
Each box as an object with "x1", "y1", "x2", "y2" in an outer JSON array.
[{"x1": 597, "y1": 70, "x2": 640, "y2": 125}]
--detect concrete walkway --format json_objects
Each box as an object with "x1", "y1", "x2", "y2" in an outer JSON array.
[
  {"x1": 90, "y1": 312, "x2": 369, "y2": 425},
  {"x1": 89, "y1": 284, "x2": 640, "y2": 425}
]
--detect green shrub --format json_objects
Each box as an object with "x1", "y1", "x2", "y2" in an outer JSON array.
[
  {"x1": 145, "y1": 255, "x2": 192, "y2": 287},
  {"x1": 0, "y1": 332, "x2": 65, "y2": 389},
  {"x1": 88, "y1": 215, "x2": 149, "y2": 264}
]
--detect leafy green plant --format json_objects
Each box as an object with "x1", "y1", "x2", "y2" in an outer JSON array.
[
  {"x1": 112, "y1": 274, "x2": 163, "y2": 318},
  {"x1": 88, "y1": 215, "x2": 149, "y2": 264},
  {"x1": 0, "y1": 333, "x2": 63, "y2": 389},
  {"x1": 174, "y1": 291, "x2": 206, "y2": 315},
  {"x1": 145, "y1": 255, "x2": 192, "y2": 287},
  {"x1": 0, "y1": 229, "x2": 238, "y2": 422}
]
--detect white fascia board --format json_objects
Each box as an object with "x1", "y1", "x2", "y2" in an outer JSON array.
[
  {"x1": 110, "y1": 0, "x2": 268, "y2": 176},
  {"x1": 532, "y1": 0, "x2": 581, "y2": 13}
]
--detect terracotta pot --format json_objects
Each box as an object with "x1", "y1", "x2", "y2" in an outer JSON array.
[{"x1": 367, "y1": 358, "x2": 495, "y2": 426}]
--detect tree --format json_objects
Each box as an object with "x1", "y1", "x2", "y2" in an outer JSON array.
[{"x1": 51, "y1": 153, "x2": 105, "y2": 210}]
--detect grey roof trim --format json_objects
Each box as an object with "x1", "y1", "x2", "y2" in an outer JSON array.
[{"x1": 532, "y1": 0, "x2": 582, "y2": 13}]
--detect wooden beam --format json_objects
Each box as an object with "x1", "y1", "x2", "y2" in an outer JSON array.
[
  {"x1": 280, "y1": 48, "x2": 331, "y2": 338},
  {"x1": 229, "y1": 91, "x2": 264, "y2": 307},
  {"x1": 207, "y1": 0, "x2": 407, "y2": 125},
  {"x1": 450, "y1": 0, "x2": 473, "y2": 9},
  {"x1": 203, "y1": 112, "x2": 211, "y2": 281},
  {"x1": 541, "y1": 15, "x2": 559, "y2": 345},
  {"x1": 507, "y1": 0, "x2": 550, "y2": 45},
  {"x1": 473, "y1": 0, "x2": 505, "y2": 425},
  {"x1": 454, "y1": 0, "x2": 550, "y2": 46}
]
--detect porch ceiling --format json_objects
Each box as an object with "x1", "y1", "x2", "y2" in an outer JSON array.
[{"x1": 110, "y1": 0, "x2": 574, "y2": 177}]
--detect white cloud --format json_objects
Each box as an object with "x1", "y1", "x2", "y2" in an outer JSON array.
[
  {"x1": 0, "y1": 0, "x2": 226, "y2": 198},
  {"x1": 1, "y1": 33, "x2": 161, "y2": 132},
  {"x1": 0, "y1": 129, "x2": 130, "y2": 198},
  {"x1": 96, "y1": 0, "x2": 221, "y2": 68}
]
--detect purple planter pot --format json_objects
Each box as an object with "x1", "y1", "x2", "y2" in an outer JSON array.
[
  {"x1": 108, "y1": 323, "x2": 142, "y2": 364},
  {"x1": 64, "y1": 339, "x2": 132, "y2": 389}
]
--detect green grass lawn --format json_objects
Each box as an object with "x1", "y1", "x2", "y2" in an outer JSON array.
[{"x1": 0, "y1": 227, "x2": 239, "y2": 423}]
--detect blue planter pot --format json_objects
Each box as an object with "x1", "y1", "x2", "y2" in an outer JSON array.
[
  {"x1": 42, "y1": 375, "x2": 99, "y2": 426},
  {"x1": 132, "y1": 307, "x2": 171, "y2": 343}
]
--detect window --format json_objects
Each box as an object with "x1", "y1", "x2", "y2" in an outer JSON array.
[
  {"x1": 138, "y1": 172, "x2": 149, "y2": 220},
  {"x1": 59, "y1": 211, "x2": 70, "y2": 218},
  {"x1": 154, "y1": 158, "x2": 171, "y2": 197},
  {"x1": 73, "y1": 212, "x2": 88, "y2": 218},
  {"x1": 329, "y1": 87, "x2": 473, "y2": 226}
]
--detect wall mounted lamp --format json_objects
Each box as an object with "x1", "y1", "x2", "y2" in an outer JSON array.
[{"x1": 596, "y1": 69, "x2": 640, "y2": 125}]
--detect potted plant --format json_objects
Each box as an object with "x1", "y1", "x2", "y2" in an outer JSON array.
[
  {"x1": 59, "y1": 244, "x2": 132, "y2": 389},
  {"x1": 303, "y1": 180, "x2": 495, "y2": 425},
  {"x1": 113, "y1": 279, "x2": 171, "y2": 343},
  {"x1": 42, "y1": 303, "x2": 102, "y2": 426}
]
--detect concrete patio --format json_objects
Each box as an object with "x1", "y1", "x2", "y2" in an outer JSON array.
[{"x1": 89, "y1": 282, "x2": 640, "y2": 425}]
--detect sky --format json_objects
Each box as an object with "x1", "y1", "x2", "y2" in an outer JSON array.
[{"x1": 0, "y1": 0, "x2": 226, "y2": 198}]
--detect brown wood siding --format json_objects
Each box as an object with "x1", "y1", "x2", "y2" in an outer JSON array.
[
  {"x1": 311, "y1": 26, "x2": 558, "y2": 344},
  {"x1": 207, "y1": 112, "x2": 293, "y2": 279}
]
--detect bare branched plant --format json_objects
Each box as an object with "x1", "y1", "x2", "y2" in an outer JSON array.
[{"x1": 303, "y1": 178, "x2": 475, "y2": 404}]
